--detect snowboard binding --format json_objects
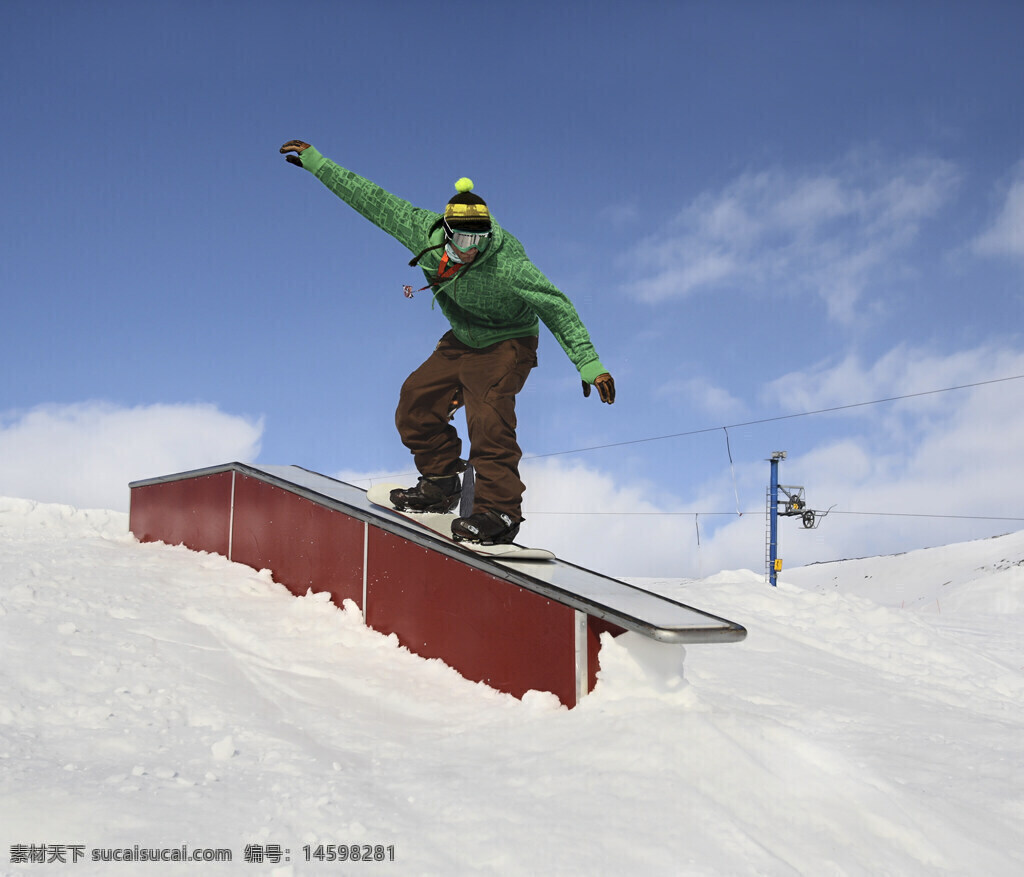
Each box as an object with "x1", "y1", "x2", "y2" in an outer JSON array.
[{"x1": 389, "y1": 474, "x2": 462, "y2": 514}]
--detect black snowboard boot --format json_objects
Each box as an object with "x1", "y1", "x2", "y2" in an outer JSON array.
[
  {"x1": 390, "y1": 474, "x2": 461, "y2": 513},
  {"x1": 451, "y1": 510, "x2": 520, "y2": 544}
]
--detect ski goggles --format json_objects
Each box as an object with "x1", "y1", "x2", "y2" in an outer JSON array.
[{"x1": 444, "y1": 222, "x2": 491, "y2": 253}]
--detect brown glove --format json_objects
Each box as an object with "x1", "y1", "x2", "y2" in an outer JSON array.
[
  {"x1": 582, "y1": 373, "x2": 615, "y2": 404},
  {"x1": 279, "y1": 140, "x2": 311, "y2": 167}
]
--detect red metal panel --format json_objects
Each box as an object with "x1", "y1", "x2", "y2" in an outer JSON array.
[
  {"x1": 128, "y1": 465, "x2": 615, "y2": 705},
  {"x1": 129, "y1": 472, "x2": 232, "y2": 556},
  {"x1": 230, "y1": 475, "x2": 365, "y2": 608},
  {"x1": 365, "y1": 527, "x2": 578, "y2": 706}
]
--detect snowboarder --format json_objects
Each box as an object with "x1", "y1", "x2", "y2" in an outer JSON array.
[{"x1": 280, "y1": 140, "x2": 615, "y2": 544}]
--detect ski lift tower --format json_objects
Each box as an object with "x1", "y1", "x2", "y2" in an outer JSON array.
[
  {"x1": 766, "y1": 452, "x2": 786, "y2": 587},
  {"x1": 766, "y1": 451, "x2": 829, "y2": 586}
]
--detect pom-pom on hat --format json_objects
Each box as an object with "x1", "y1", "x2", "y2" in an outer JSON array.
[{"x1": 444, "y1": 177, "x2": 491, "y2": 232}]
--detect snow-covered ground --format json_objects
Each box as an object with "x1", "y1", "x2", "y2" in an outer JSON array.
[{"x1": 1, "y1": 496, "x2": 1022, "y2": 876}]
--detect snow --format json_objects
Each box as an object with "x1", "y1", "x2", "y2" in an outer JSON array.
[{"x1": 2, "y1": 496, "x2": 1023, "y2": 876}]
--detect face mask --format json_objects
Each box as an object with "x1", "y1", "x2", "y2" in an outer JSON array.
[{"x1": 444, "y1": 242, "x2": 467, "y2": 263}]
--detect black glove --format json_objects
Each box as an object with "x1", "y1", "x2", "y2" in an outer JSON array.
[
  {"x1": 582, "y1": 373, "x2": 615, "y2": 404},
  {"x1": 279, "y1": 140, "x2": 311, "y2": 168}
]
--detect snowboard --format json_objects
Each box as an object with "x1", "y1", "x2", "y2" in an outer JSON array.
[{"x1": 365, "y1": 483, "x2": 555, "y2": 561}]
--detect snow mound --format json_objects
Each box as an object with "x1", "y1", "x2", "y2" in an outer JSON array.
[{"x1": 2, "y1": 498, "x2": 1023, "y2": 875}]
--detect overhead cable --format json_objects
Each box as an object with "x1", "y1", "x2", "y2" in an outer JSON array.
[{"x1": 524, "y1": 372, "x2": 1024, "y2": 461}]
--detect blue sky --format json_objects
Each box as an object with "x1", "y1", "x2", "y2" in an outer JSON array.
[{"x1": 2, "y1": 0, "x2": 1023, "y2": 576}]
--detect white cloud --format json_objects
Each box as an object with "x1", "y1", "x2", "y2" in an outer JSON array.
[
  {"x1": 519, "y1": 459, "x2": 697, "y2": 577},
  {"x1": 762, "y1": 344, "x2": 1021, "y2": 422},
  {"x1": 332, "y1": 457, "x2": 702, "y2": 578},
  {"x1": 654, "y1": 375, "x2": 745, "y2": 420},
  {"x1": 750, "y1": 344, "x2": 1024, "y2": 565},
  {"x1": 973, "y1": 162, "x2": 1024, "y2": 260},
  {"x1": 524, "y1": 344, "x2": 1024, "y2": 577},
  {"x1": 625, "y1": 155, "x2": 960, "y2": 322},
  {"x1": 0, "y1": 402, "x2": 263, "y2": 512},
  {"x1": 331, "y1": 466, "x2": 418, "y2": 490}
]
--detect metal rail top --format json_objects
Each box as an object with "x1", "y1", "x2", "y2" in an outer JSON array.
[{"x1": 131, "y1": 462, "x2": 747, "y2": 645}]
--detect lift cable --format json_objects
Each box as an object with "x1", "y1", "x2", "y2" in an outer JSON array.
[
  {"x1": 526, "y1": 510, "x2": 1024, "y2": 521},
  {"x1": 524, "y1": 372, "x2": 1024, "y2": 461},
  {"x1": 351, "y1": 372, "x2": 1024, "y2": 482}
]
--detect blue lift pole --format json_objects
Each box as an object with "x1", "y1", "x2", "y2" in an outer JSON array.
[{"x1": 768, "y1": 452, "x2": 785, "y2": 587}]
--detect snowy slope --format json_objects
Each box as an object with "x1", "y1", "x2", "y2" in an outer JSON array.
[{"x1": 1, "y1": 496, "x2": 1022, "y2": 876}]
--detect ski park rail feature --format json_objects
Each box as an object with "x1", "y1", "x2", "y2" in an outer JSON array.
[
  {"x1": 129, "y1": 462, "x2": 746, "y2": 706},
  {"x1": 131, "y1": 462, "x2": 746, "y2": 645}
]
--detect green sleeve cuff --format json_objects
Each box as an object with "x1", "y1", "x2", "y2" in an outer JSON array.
[
  {"x1": 579, "y1": 360, "x2": 609, "y2": 384},
  {"x1": 299, "y1": 145, "x2": 327, "y2": 175}
]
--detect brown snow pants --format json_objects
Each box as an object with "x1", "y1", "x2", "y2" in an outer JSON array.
[{"x1": 395, "y1": 331, "x2": 538, "y2": 520}]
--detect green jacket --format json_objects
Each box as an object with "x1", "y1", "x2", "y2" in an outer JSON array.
[{"x1": 298, "y1": 147, "x2": 608, "y2": 384}]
